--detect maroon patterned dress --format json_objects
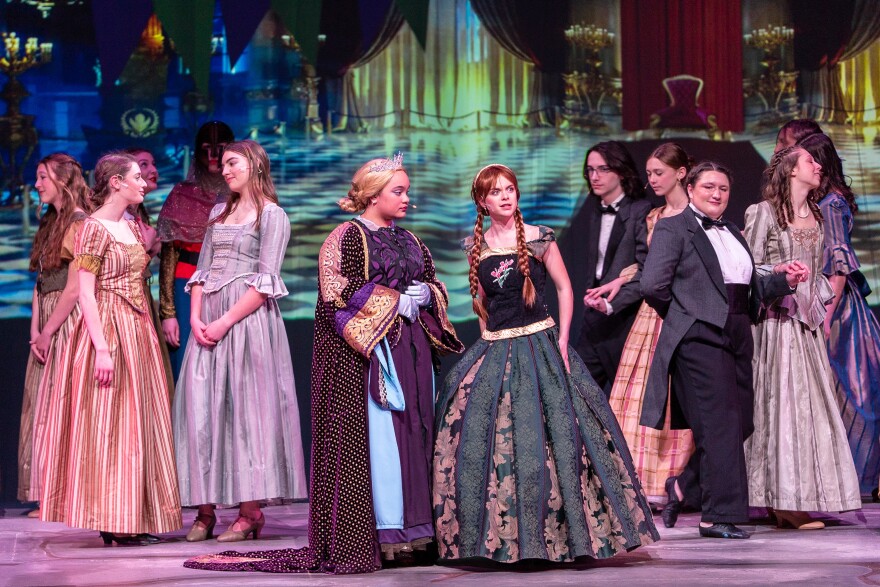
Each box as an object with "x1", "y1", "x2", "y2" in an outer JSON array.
[{"x1": 184, "y1": 218, "x2": 461, "y2": 574}]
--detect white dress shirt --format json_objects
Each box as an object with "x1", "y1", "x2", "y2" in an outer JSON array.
[
  {"x1": 596, "y1": 192, "x2": 626, "y2": 280},
  {"x1": 690, "y1": 204, "x2": 752, "y2": 285}
]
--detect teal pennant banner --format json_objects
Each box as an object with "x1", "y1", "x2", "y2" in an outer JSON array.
[
  {"x1": 395, "y1": 0, "x2": 429, "y2": 48},
  {"x1": 152, "y1": 0, "x2": 215, "y2": 93},
  {"x1": 271, "y1": 0, "x2": 323, "y2": 65}
]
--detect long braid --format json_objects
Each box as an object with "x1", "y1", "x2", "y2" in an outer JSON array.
[
  {"x1": 469, "y1": 209, "x2": 488, "y2": 321},
  {"x1": 514, "y1": 208, "x2": 535, "y2": 308}
]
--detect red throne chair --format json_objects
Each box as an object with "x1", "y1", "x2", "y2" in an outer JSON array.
[{"x1": 649, "y1": 74, "x2": 718, "y2": 139}]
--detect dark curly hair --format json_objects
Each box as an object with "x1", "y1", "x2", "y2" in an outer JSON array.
[
  {"x1": 584, "y1": 141, "x2": 645, "y2": 199},
  {"x1": 797, "y1": 132, "x2": 857, "y2": 214}
]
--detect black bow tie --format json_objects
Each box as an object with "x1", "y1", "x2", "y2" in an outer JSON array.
[
  {"x1": 600, "y1": 205, "x2": 617, "y2": 215},
  {"x1": 699, "y1": 214, "x2": 725, "y2": 230}
]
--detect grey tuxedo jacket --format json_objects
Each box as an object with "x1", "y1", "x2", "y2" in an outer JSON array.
[{"x1": 638, "y1": 206, "x2": 791, "y2": 429}]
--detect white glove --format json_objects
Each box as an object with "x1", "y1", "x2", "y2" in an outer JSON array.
[
  {"x1": 404, "y1": 280, "x2": 431, "y2": 307},
  {"x1": 397, "y1": 293, "x2": 419, "y2": 322}
]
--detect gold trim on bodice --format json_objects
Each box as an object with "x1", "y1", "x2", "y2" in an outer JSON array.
[
  {"x1": 481, "y1": 316, "x2": 556, "y2": 341},
  {"x1": 478, "y1": 247, "x2": 535, "y2": 262}
]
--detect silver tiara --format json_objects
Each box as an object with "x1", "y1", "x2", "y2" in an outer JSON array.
[{"x1": 369, "y1": 152, "x2": 404, "y2": 173}]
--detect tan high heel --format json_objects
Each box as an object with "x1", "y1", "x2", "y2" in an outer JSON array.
[
  {"x1": 216, "y1": 513, "x2": 265, "y2": 543},
  {"x1": 185, "y1": 513, "x2": 217, "y2": 542},
  {"x1": 774, "y1": 510, "x2": 825, "y2": 530}
]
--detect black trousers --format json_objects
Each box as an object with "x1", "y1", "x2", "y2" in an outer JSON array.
[
  {"x1": 575, "y1": 304, "x2": 639, "y2": 397},
  {"x1": 671, "y1": 311, "x2": 754, "y2": 524}
]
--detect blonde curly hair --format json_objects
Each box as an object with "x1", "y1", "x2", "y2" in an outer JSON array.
[{"x1": 338, "y1": 158, "x2": 407, "y2": 213}]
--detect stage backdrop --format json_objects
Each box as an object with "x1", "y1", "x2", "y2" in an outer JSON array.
[{"x1": 0, "y1": 0, "x2": 878, "y2": 503}]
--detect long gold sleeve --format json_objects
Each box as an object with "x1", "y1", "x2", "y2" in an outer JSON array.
[{"x1": 159, "y1": 242, "x2": 179, "y2": 320}]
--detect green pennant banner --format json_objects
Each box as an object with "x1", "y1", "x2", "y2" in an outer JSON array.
[
  {"x1": 152, "y1": 0, "x2": 215, "y2": 93},
  {"x1": 394, "y1": 0, "x2": 429, "y2": 48},
  {"x1": 270, "y1": 0, "x2": 323, "y2": 65}
]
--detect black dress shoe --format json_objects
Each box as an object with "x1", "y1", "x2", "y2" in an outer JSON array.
[
  {"x1": 698, "y1": 523, "x2": 750, "y2": 539},
  {"x1": 136, "y1": 533, "x2": 161, "y2": 544},
  {"x1": 662, "y1": 476, "x2": 682, "y2": 528},
  {"x1": 99, "y1": 532, "x2": 152, "y2": 546}
]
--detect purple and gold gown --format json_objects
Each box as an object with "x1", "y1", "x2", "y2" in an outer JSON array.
[
  {"x1": 820, "y1": 192, "x2": 880, "y2": 494},
  {"x1": 184, "y1": 217, "x2": 462, "y2": 574}
]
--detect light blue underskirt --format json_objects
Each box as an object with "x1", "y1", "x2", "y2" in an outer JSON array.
[{"x1": 368, "y1": 338, "x2": 405, "y2": 530}]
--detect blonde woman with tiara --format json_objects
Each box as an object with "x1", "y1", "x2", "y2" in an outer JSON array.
[
  {"x1": 184, "y1": 152, "x2": 461, "y2": 574},
  {"x1": 173, "y1": 139, "x2": 306, "y2": 544},
  {"x1": 432, "y1": 164, "x2": 657, "y2": 564}
]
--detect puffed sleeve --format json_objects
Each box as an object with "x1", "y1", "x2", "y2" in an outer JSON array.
[
  {"x1": 185, "y1": 204, "x2": 224, "y2": 292},
  {"x1": 317, "y1": 222, "x2": 400, "y2": 358},
  {"x1": 743, "y1": 202, "x2": 775, "y2": 276},
  {"x1": 528, "y1": 225, "x2": 556, "y2": 260},
  {"x1": 244, "y1": 204, "x2": 291, "y2": 298},
  {"x1": 60, "y1": 217, "x2": 86, "y2": 262},
  {"x1": 72, "y1": 218, "x2": 110, "y2": 275},
  {"x1": 820, "y1": 195, "x2": 859, "y2": 276}
]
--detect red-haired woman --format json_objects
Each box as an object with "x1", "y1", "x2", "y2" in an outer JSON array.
[{"x1": 432, "y1": 164, "x2": 657, "y2": 564}]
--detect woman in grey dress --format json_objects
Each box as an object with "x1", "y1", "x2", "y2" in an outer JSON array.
[
  {"x1": 174, "y1": 139, "x2": 306, "y2": 542},
  {"x1": 744, "y1": 145, "x2": 860, "y2": 529}
]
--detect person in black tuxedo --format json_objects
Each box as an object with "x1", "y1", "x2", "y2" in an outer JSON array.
[
  {"x1": 574, "y1": 141, "x2": 652, "y2": 396},
  {"x1": 640, "y1": 161, "x2": 806, "y2": 539}
]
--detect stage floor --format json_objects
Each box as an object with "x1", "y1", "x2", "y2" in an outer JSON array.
[{"x1": 3, "y1": 502, "x2": 880, "y2": 586}]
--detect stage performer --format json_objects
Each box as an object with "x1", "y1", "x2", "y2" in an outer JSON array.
[
  {"x1": 641, "y1": 161, "x2": 799, "y2": 539},
  {"x1": 574, "y1": 141, "x2": 652, "y2": 395},
  {"x1": 744, "y1": 146, "x2": 861, "y2": 529},
  {"x1": 40, "y1": 152, "x2": 181, "y2": 546},
  {"x1": 18, "y1": 154, "x2": 90, "y2": 517},
  {"x1": 122, "y1": 147, "x2": 173, "y2": 398},
  {"x1": 799, "y1": 132, "x2": 880, "y2": 497},
  {"x1": 600, "y1": 143, "x2": 696, "y2": 504},
  {"x1": 173, "y1": 140, "x2": 306, "y2": 543},
  {"x1": 157, "y1": 120, "x2": 233, "y2": 379},
  {"x1": 433, "y1": 164, "x2": 658, "y2": 563},
  {"x1": 183, "y1": 152, "x2": 461, "y2": 573}
]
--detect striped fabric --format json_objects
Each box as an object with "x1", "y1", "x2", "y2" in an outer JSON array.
[
  {"x1": 18, "y1": 291, "x2": 56, "y2": 501},
  {"x1": 21, "y1": 291, "x2": 82, "y2": 503},
  {"x1": 20, "y1": 218, "x2": 84, "y2": 503},
  {"x1": 40, "y1": 219, "x2": 181, "y2": 534},
  {"x1": 608, "y1": 208, "x2": 694, "y2": 500}
]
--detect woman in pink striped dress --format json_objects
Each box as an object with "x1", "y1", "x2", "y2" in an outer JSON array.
[
  {"x1": 40, "y1": 152, "x2": 182, "y2": 546},
  {"x1": 19, "y1": 154, "x2": 91, "y2": 515}
]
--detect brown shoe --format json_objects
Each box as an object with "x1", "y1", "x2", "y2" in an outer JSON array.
[
  {"x1": 185, "y1": 514, "x2": 217, "y2": 542},
  {"x1": 216, "y1": 513, "x2": 265, "y2": 543},
  {"x1": 774, "y1": 510, "x2": 824, "y2": 530}
]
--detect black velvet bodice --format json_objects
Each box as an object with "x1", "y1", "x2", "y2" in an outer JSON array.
[
  {"x1": 463, "y1": 226, "x2": 557, "y2": 333},
  {"x1": 356, "y1": 219, "x2": 425, "y2": 293}
]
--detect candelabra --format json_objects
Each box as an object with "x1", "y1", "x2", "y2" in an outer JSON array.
[
  {"x1": 0, "y1": 32, "x2": 52, "y2": 205},
  {"x1": 18, "y1": 0, "x2": 85, "y2": 19},
  {"x1": 743, "y1": 24, "x2": 798, "y2": 127},
  {"x1": 561, "y1": 23, "x2": 619, "y2": 132}
]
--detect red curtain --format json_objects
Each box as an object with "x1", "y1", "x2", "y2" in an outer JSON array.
[{"x1": 621, "y1": 0, "x2": 743, "y2": 132}]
